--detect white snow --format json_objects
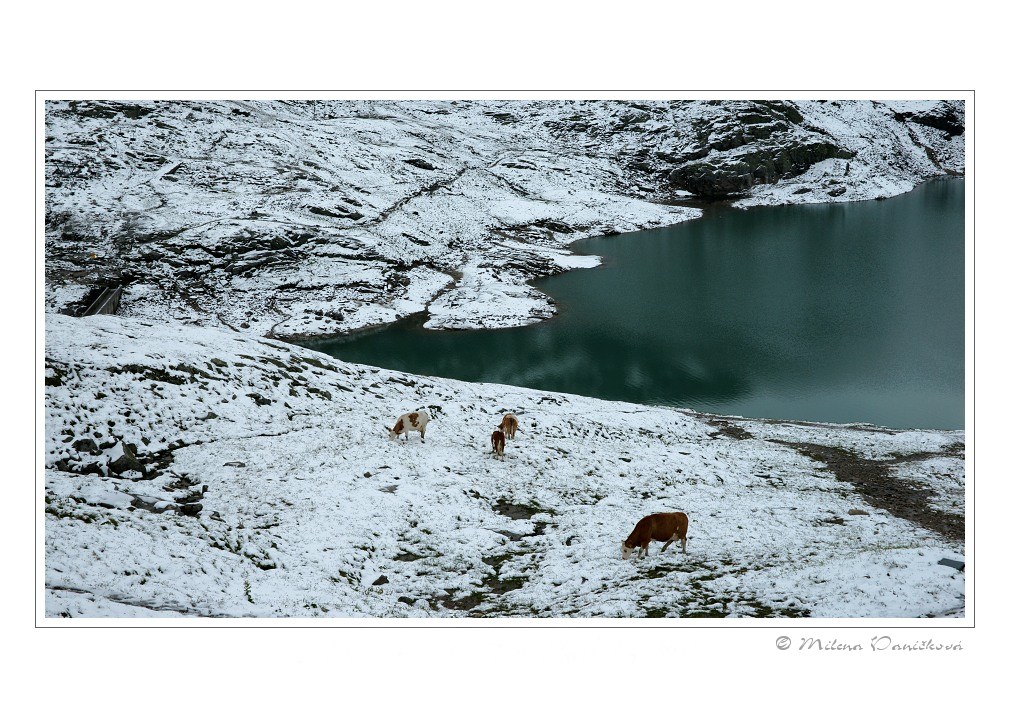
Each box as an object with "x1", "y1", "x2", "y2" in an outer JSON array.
[
  {"x1": 44, "y1": 100, "x2": 962, "y2": 335},
  {"x1": 44, "y1": 315, "x2": 965, "y2": 618},
  {"x1": 43, "y1": 100, "x2": 966, "y2": 619}
]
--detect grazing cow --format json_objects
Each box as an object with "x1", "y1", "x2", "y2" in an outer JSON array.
[
  {"x1": 620, "y1": 512, "x2": 689, "y2": 560},
  {"x1": 498, "y1": 412, "x2": 519, "y2": 440},
  {"x1": 491, "y1": 429, "x2": 506, "y2": 460},
  {"x1": 388, "y1": 411, "x2": 430, "y2": 442}
]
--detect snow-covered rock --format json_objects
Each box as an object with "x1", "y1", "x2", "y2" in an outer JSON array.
[{"x1": 44, "y1": 100, "x2": 963, "y2": 337}]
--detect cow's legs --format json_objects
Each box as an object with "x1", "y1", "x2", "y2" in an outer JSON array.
[
  {"x1": 661, "y1": 539, "x2": 674, "y2": 553},
  {"x1": 681, "y1": 537, "x2": 687, "y2": 554}
]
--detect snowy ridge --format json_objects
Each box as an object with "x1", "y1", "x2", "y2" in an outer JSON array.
[
  {"x1": 45, "y1": 315, "x2": 965, "y2": 618},
  {"x1": 45, "y1": 100, "x2": 963, "y2": 337}
]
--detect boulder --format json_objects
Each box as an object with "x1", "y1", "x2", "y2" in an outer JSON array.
[
  {"x1": 108, "y1": 442, "x2": 144, "y2": 476},
  {"x1": 404, "y1": 158, "x2": 436, "y2": 171},
  {"x1": 72, "y1": 438, "x2": 99, "y2": 454},
  {"x1": 893, "y1": 101, "x2": 965, "y2": 137}
]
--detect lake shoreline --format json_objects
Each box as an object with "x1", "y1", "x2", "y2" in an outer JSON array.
[
  {"x1": 45, "y1": 314, "x2": 966, "y2": 618},
  {"x1": 283, "y1": 175, "x2": 964, "y2": 345},
  {"x1": 46, "y1": 100, "x2": 964, "y2": 340},
  {"x1": 300, "y1": 178, "x2": 965, "y2": 431}
]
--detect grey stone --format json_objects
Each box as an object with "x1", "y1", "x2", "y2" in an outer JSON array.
[{"x1": 108, "y1": 442, "x2": 144, "y2": 476}]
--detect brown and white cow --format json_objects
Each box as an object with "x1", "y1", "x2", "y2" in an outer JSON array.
[
  {"x1": 498, "y1": 412, "x2": 519, "y2": 440},
  {"x1": 620, "y1": 512, "x2": 689, "y2": 559},
  {"x1": 388, "y1": 411, "x2": 430, "y2": 442},
  {"x1": 491, "y1": 429, "x2": 506, "y2": 460}
]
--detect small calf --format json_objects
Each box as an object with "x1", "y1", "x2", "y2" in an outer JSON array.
[
  {"x1": 621, "y1": 512, "x2": 689, "y2": 560},
  {"x1": 491, "y1": 429, "x2": 506, "y2": 460},
  {"x1": 498, "y1": 413, "x2": 520, "y2": 440},
  {"x1": 388, "y1": 411, "x2": 430, "y2": 442}
]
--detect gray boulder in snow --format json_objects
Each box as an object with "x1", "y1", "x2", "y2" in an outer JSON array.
[{"x1": 108, "y1": 442, "x2": 144, "y2": 476}]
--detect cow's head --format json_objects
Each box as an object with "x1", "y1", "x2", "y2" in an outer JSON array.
[
  {"x1": 620, "y1": 541, "x2": 633, "y2": 560},
  {"x1": 387, "y1": 426, "x2": 400, "y2": 440}
]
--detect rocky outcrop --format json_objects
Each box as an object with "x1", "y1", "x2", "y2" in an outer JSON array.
[
  {"x1": 108, "y1": 442, "x2": 144, "y2": 476},
  {"x1": 892, "y1": 100, "x2": 965, "y2": 138},
  {"x1": 667, "y1": 140, "x2": 856, "y2": 197}
]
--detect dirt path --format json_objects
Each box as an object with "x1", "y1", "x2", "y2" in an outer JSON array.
[{"x1": 773, "y1": 440, "x2": 964, "y2": 542}]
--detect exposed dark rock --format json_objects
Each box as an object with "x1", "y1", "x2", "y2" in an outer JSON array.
[
  {"x1": 404, "y1": 158, "x2": 436, "y2": 171},
  {"x1": 493, "y1": 501, "x2": 539, "y2": 521},
  {"x1": 893, "y1": 101, "x2": 965, "y2": 137},
  {"x1": 175, "y1": 487, "x2": 205, "y2": 504},
  {"x1": 68, "y1": 101, "x2": 156, "y2": 120},
  {"x1": 109, "y1": 364, "x2": 187, "y2": 385},
  {"x1": 393, "y1": 552, "x2": 423, "y2": 562},
  {"x1": 540, "y1": 220, "x2": 575, "y2": 234},
  {"x1": 72, "y1": 438, "x2": 99, "y2": 454},
  {"x1": 108, "y1": 442, "x2": 144, "y2": 476},
  {"x1": 307, "y1": 205, "x2": 364, "y2": 221},
  {"x1": 668, "y1": 140, "x2": 855, "y2": 198},
  {"x1": 177, "y1": 502, "x2": 203, "y2": 516},
  {"x1": 78, "y1": 461, "x2": 105, "y2": 476},
  {"x1": 485, "y1": 111, "x2": 519, "y2": 124}
]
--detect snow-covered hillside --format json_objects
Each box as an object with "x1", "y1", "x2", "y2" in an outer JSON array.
[
  {"x1": 45, "y1": 315, "x2": 965, "y2": 618},
  {"x1": 44, "y1": 100, "x2": 964, "y2": 337}
]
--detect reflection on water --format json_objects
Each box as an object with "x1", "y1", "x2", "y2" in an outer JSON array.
[{"x1": 305, "y1": 179, "x2": 965, "y2": 429}]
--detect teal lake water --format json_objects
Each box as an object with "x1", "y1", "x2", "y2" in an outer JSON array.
[{"x1": 305, "y1": 179, "x2": 965, "y2": 429}]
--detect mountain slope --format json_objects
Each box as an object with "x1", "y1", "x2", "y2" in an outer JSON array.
[
  {"x1": 45, "y1": 315, "x2": 965, "y2": 618},
  {"x1": 45, "y1": 99, "x2": 964, "y2": 337}
]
